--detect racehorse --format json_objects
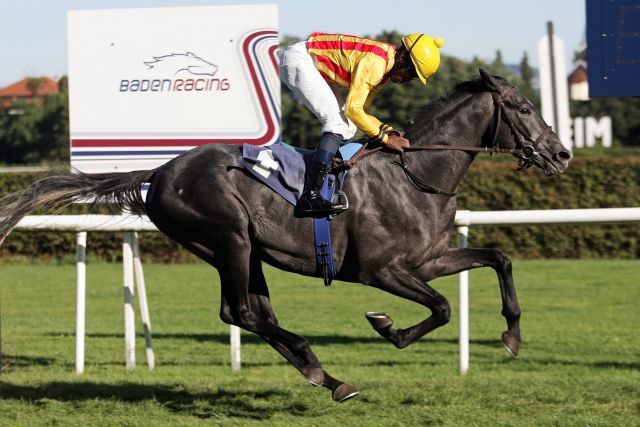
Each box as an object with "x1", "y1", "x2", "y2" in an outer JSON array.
[{"x1": 0, "y1": 70, "x2": 571, "y2": 402}]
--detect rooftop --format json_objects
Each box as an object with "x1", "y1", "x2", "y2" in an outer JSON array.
[{"x1": 0, "y1": 76, "x2": 59, "y2": 97}]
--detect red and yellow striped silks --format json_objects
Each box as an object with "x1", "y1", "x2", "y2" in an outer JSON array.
[
  {"x1": 306, "y1": 33, "x2": 397, "y2": 141},
  {"x1": 307, "y1": 33, "x2": 396, "y2": 87}
]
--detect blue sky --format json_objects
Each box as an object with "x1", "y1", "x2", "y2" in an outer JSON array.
[{"x1": 0, "y1": 0, "x2": 585, "y2": 86}]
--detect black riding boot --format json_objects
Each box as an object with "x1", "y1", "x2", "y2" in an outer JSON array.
[
  {"x1": 296, "y1": 162, "x2": 347, "y2": 215},
  {"x1": 296, "y1": 132, "x2": 348, "y2": 216}
]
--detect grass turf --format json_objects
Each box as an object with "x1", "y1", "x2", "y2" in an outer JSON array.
[{"x1": 0, "y1": 260, "x2": 638, "y2": 426}]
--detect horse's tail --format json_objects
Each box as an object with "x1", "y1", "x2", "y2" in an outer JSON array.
[{"x1": 0, "y1": 169, "x2": 154, "y2": 246}]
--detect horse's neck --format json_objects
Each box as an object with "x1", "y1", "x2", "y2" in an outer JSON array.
[{"x1": 404, "y1": 92, "x2": 493, "y2": 193}]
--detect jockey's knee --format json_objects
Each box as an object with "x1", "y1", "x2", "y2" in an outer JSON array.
[{"x1": 313, "y1": 132, "x2": 343, "y2": 164}]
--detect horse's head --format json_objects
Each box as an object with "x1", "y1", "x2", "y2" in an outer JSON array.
[{"x1": 479, "y1": 69, "x2": 571, "y2": 176}]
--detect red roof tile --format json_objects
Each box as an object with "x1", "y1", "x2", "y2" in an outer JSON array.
[
  {"x1": 0, "y1": 77, "x2": 59, "y2": 97},
  {"x1": 568, "y1": 66, "x2": 588, "y2": 84}
]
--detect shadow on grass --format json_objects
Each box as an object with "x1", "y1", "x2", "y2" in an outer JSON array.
[
  {"x1": 45, "y1": 331, "x2": 501, "y2": 348},
  {"x1": 509, "y1": 357, "x2": 640, "y2": 371},
  {"x1": 0, "y1": 381, "x2": 309, "y2": 419},
  {"x1": 0, "y1": 354, "x2": 54, "y2": 368}
]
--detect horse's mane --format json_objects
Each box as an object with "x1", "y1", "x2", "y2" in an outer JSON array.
[
  {"x1": 452, "y1": 75, "x2": 507, "y2": 93},
  {"x1": 406, "y1": 75, "x2": 508, "y2": 141}
]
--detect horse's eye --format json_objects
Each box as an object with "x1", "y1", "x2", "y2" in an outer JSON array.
[{"x1": 519, "y1": 107, "x2": 531, "y2": 115}]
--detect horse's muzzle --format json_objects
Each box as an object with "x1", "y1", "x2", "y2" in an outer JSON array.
[
  {"x1": 541, "y1": 148, "x2": 571, "y2": 176},
  {"x1": 552, "y1": 149, "x2": 572, "y2": 173},
  {"x1": 553, "y1": 149, "x2": 572, "y2": 164}
]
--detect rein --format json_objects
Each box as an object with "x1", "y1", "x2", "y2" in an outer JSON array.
[{"x1": 336, "y1": 84, "x2": 553, "y2": 197}]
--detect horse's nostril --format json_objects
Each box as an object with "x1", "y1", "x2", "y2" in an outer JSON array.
[{"x1": 554, "y1": 150, "x2": 572, "y2": 161}]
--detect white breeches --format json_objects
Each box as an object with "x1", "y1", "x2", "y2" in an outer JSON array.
[{"x1": 279, "y1": 42, "x2": 357, "y2": 140}]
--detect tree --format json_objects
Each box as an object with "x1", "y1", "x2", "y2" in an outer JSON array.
[
  {"x1": 280, "y1": 86, "x2": 321, "y2": 148},
  {"x1": 519, "y1": 51, "x2": 538, "y2": 107},
  {"x1": 26, "y1": 77, "x2": 46, "y2": 97},
  {"x1": 0, "y1": 77, "x2": 69, "y2": 164},
  {"x1": 520, "y1": 52, "x2": 533, "y2": 85},
  {"x1": 37, "y1": 76, "x2": 69, "y2": 162},
  {"x1": 494, "y1": 50, "x2": 504, "y2": 66},
  {"x1": 0, "y1": 101, "x2": 45, "y2": 163}
]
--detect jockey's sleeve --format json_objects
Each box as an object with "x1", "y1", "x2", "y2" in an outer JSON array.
[{"x1": 344, "y1": 65, "x2": 394, "y2": 143}]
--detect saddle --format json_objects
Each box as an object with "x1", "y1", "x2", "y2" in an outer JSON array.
[
  {"x1": 239, "y1": 140, "x2": 365, "y2": 286},
  {"x1": 239, "y1": 141, "x2": 364, "y2": 206}
]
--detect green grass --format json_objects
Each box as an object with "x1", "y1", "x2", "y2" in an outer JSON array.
[{"x1": 1, "y1": 260, "x2": 638, "y2": 426}]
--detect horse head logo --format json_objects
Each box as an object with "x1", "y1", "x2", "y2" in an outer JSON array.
[{"x1": 143, "y1": 52, "x2": 218, "y2": 76}]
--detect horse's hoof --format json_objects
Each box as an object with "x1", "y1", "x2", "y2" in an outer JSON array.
[
  {"x1": 301, "y1": 367, "x2": 325, "y2": 386},
  {"x1": 365, "y1": 311, "x2": 393, "y2": 331},
  {"x1": 332, "y1": 383, "x2": 359, "y2": 402},
  {"x1": 502, "y1": 332, "x2": 520, "y2": 358}
]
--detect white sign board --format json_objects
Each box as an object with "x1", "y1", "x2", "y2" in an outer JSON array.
[{"x1": 68, "y1": 5, "x2": 280, "y2": 173}]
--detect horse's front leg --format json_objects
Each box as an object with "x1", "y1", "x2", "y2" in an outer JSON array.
[
  {"x1": 426, "y1": 247, "x2": 521, "y2": 357},
  {"x1": 364, "y1": 267, "x2": 451, "y2": 349}
]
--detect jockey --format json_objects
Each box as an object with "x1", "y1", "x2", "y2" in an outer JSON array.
[{"x1": 280, "y1": 32, "x2": 445, "y2": 216}]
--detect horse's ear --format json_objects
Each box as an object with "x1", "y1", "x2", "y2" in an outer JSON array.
[{"x1": 479, "y1": 68, "x2": 500, "y2": 92}]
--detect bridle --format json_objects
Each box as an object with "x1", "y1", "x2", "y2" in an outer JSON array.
[
  {"x1": 392, "y1": 84, "x2": 554, "y2": 196},
  {"x1": 401, "y1": 86, "x2": 552, "y2": 167},
  {"x1": 487, "y1": 86, "x2": 553, "y2": 171},
  {"x1": 334, "y1": 84, "x2": 555, "y2": 197}
]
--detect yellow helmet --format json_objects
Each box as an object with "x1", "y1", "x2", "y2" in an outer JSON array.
[{"x1": 402, "y1": 33, "x2": 445, "y2": 85}]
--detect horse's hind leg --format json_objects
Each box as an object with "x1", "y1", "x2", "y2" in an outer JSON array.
[
  {"x1": 426, "y1": 247, "x2": 521, "y2": 357},
  {"x1": 218, "y1": 244, "x2": 358, "y2": 401},
  {"x1": 218, "y1": 248, "x2": 323, "y2": 383},
  {"x1": 145, "y1": 185, "x2": 356, "y2": 400},
  {"x1": 244, "y1": 258, "x2": 358, "y2": 401}
]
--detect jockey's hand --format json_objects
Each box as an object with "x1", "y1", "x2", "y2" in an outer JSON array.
[{"x1": 385, "y1": 134, "x2": 410, "y2": 152}]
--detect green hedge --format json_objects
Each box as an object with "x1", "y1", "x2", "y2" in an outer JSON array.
[
  {"x1": 0, "y1": 154, "x2": 638, "y2": 262},
  {"x1": 456, "y1": 155, "x2": 639, "y2": 258}
]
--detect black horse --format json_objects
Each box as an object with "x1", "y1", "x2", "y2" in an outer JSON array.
[{"x1": 0, "y1": 70, "x2": 570, "y2": 402}]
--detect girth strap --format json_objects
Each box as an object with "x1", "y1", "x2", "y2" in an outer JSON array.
[{"x1": 313, "y1": 173, "x2": 337, "y2": 286}]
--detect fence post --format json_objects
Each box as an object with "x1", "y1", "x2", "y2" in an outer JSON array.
[
  {"x1": 75, "y1": 231, "x2": 87, "y2": 375},
  {"x1": 132, "y1": 232, "x2": 155, "y2": 369},
  {"x1": 123, "y1": 232, "x2": 136, "y2": 370},
  {"x1": 230, "y1": 325, "x2": 241, "y2": 371},
  {"x1": 458, "y1": 226, "x2": 470, "y2": 374}
]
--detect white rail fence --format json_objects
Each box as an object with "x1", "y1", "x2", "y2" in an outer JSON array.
[
  {"x1": 15, "y1": 215, "x2": 161, "y2": 374},
  {"x1": 453, "y1": 208, "x2": 640, "y2": 373},
  {"x1": 10, "y1": 208, "x2": 640, "y2": 374}
]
